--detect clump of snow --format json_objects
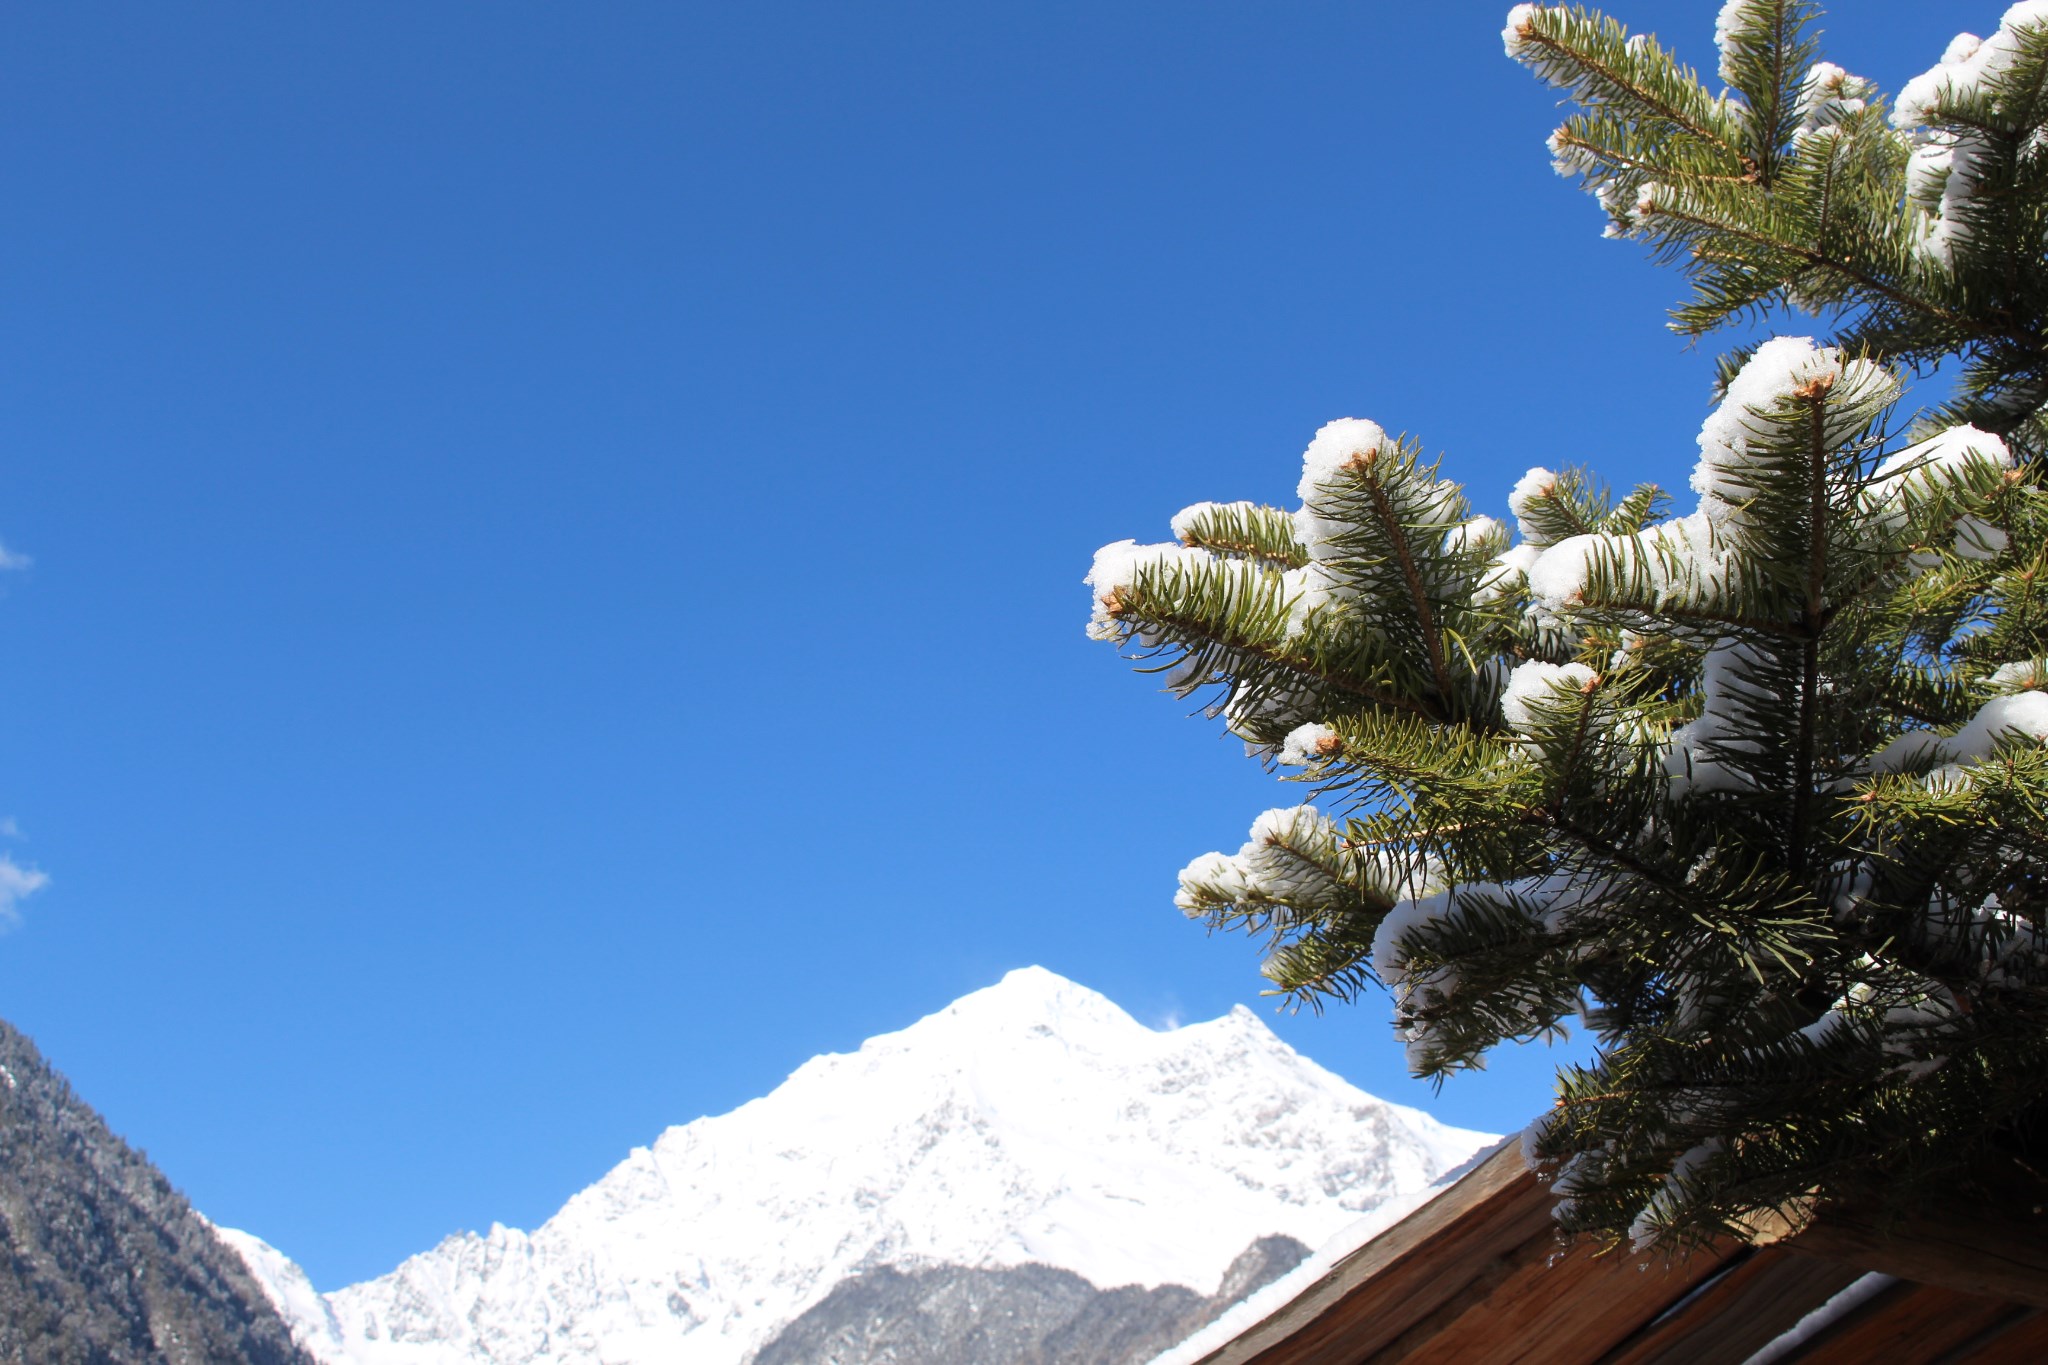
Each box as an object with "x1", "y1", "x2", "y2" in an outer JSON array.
[
  {"x1": 1370, "y1": 890, "x2": 1453, "y2": 982},
  {"x1": 1626, "y1": 1137, "x2": 1724, "y2": 1250},
  {"x1": 1500, "y1": 661, "x2": 1597, "y2": 735},
  {"x1": 1931, "y1": 893, "x2": 2048, "y2": 986},
  {"x1": 1893, "y1": 5, "x2": 2048, "y2": 264},
  {"x1": 1594, "y1": 185, "x2": 1631, "y2": 238},
  {"x1": 1892, "y1": 13, "x2": 2048, "y2": 128},
  {"x1": 1277, "y1": 723, "x2": 1341, "y2": 767},
  {"x1": 1868, "y1": 691, "x2": 2048, "y2": 783},
  {"x1": 1796, "y1": 62, "x2": 1876, "y2": 135},
  {"x1": 1296, "y1": 419, "x2": 1390, "y2": 504},
  {"x1": 1374, "y1": 874, "x2": 1603, "y2": 986},
  {"x1": 1289, "y1": 420, "x2": 1391, "y2": 629},
  {"x1": 1694, "y1": 338, "x2": 1891, "y2": 529},
  {"x1": 1524, "y1": 511, "x2": 1719, "y2": 615},
  {"x1": 1176, "y1": 806, "x2": 1350, "y2": 918},
  {"x1": 1085, "y1": 539, "x2": 1210, "y2": 640},
  {"x1": 1474, "y1": 542, "x2": 1543, "y2": 607},
  {"x1": 1376, "y1": 888, "x2": 1483, "y2": 1071},
  {"x1": 1954, "y1": 516, "x2": 2009, "y2": 560},
  {"x1": 1171, "y1": 499, "x2": 1257, "y2": 545},
  {"x1": 1867, "y1": 423, "x2": 2009, "y2": 493},
  {"x1": 1173, "y1": 851, "x2": 1249, "y2": 919},
  {"x1": 1507, "y1": 467, "x2": 1560, "y2": 545},
  {"x1": 1713, "y1": 0, "x2": 1770, "y2": 81},
  {"x1": 1501, "y1": 4, "x2": 1544, "y2": 58},
  {"x1": 1372, "y1": 872, "x2": 1617, "y2": 1072},
  {"x1": 1631, "y1": 180, "x2": 1664, "y2": 224},
  {"x1": 1288, "y1": 418, "x2": 1462, "y2": 634},
  {"x1": 1524, "y1": 534, "x2": 1597, "y2": 609},
  {"x1": 1856, "y1": 424, "x2": 2013, "y2": 566},
  {"x1": 1443, "y1": 514, "x2": 1504, "y2": 555},
  {"x1": 1223, "y1": 675, "x2": 1320, "y2": 751},
  {"x1": 1823, "y1": 859, "x2": 1877, "y2": 921},
  {"x1": 1986, "y1": 660, "x2": 2047, "y2": 694},
  {"x1": 1666, "y1": 639, "x2": 1777, "y2": 797},
  {"x1": 1744, "y1": 1274, "x2": 1900, "y2": 1365}
]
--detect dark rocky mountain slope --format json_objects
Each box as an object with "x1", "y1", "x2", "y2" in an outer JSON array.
[
  {"x1": 0, "y1": 1018, "x2": 312, "y2": 1365},
  {"x1": 750, "y1": 1233, "x2": 1308, "y2": 1365}
]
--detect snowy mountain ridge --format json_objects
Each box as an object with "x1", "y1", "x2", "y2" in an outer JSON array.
[{"x1": 224, "y1": 966, "x2": 1490, "y2": 1365}]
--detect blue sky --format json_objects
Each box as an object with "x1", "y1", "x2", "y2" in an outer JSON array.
[{"x1": 0, "y1": 2, "x2": 1968, "y2": 1291}]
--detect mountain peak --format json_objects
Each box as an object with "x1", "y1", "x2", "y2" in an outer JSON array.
[
  {"x1": 926, "y1": 965, "x2": 1137, "y2": 1032},
  {"x1": 229, "y1": 970, "x2": 1494, "y2": 1365}
]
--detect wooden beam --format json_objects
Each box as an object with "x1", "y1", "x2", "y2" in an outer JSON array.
[
  {"x1": 1791, "y1": 1282, "x2": 2034, "y2": 1363},
  {"x1": 1190, "y1": 1140, "x2": 1738, "y2": 1365},
  {"x1": 1786, "y1": 1208, "x2": 2048, "y2": 1310},
  {"x1": 1593, "y1": 1250, "x2": 1864, "y2": 1365}
]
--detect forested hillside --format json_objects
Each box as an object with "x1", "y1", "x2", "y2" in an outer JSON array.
[{"x1": 0, "y1": 1019, "x2": 311, "y2": 1365}]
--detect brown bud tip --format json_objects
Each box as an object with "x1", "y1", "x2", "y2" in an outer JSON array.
[
  {"x1": 1792, "y1": 371, "x2": 1837, "y2": 400},
  {"x1": 1314, "y1": 734, "x2": 1344, "y2": 757}
]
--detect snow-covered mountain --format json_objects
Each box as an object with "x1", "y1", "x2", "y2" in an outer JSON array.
[{"x1": 225, "y1": 966, "x2": 1490, "y2": 1365}]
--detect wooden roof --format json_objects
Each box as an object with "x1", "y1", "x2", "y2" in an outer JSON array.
[{"x1": 1186, "y1": 1142, "x2": 2048, "y2": 1365}]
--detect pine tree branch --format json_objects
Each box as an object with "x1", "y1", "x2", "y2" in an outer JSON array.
[
  {"x1": 1591, "y1": 598, "x2": 1811, "y2": 639},
  {"x1": 1098, "y1": 0, "x2": 2048, "y2": 1260},
  {"x1": 1195, "y1": 532, "x2": 1305, "y2": 564},
  {"x1": 1646, "y1": 204, "x2": 2010, "y2": 343},
  {"x1": 1546, "y1": 689, "x2": 1603, "y2": 818},
  {"x1": 1538, "y1": 813, "x2": 1700, "y2": 917},
  {"x1": 1550, "y1": 129, "x2": 1755, "y2": 186},
  {"x1": 1338, "y1": 823, "x2": 1475, "y2": 853},
  {"x1": 1790, "y1": 387, "x2": 1832, "y2": 873},
  {"x1": 1806, "y1": 128, "x2": 1844, "y2": 261},
  {"x1": 1747, "y1": 1, "x2": 1799, "y2": 187},
  {"x1": 1364, "y1": 471, "x2": 1455, "y2": 706},
  {"x1": 1518, "y1": 27, "x2": 1748, "y2": 172},
  {"x1": 1116, "y1": 601, "x2": 1443, "y2": 724}
]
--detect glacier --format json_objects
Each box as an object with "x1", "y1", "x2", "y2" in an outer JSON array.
[{"x1": 223, "y1": 966, "x2": 1491, "y2": 1365}]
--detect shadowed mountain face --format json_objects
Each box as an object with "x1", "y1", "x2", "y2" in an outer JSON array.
[
  {"x1": 749, "y1": 1234, "x2": 1310, "y2": 1365},
  {"x1": 0, "y1": 1018, "x2": 312, "y2": 1365}
]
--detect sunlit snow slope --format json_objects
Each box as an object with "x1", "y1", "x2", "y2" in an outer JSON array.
[{"x1": 226, "y1": 966, "x2": 1490, "y2": 1365}]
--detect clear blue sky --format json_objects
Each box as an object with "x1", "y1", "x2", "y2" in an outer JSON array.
[{"x1": 0, "y1": 2, "x2": 1968, "y2": 1291}]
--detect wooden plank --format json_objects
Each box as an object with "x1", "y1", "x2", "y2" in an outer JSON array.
[
  {"x1": 1187, "y1": 1128, "x2": 2048, "y2": 1365},
  {"x1": 1195, "y1": 1137, "x2": 1742, "y2": 1365},
  {"x1": 1593, "y1": 1249, "x2": 1865, "y2": 1365},
  {"x1": 1788, "y1": 1281, "x2": 2017, "y2": 1363},
  {"x1": 1788, "y1": 1208, "x2": 2048, "y2": 1309},
  {"x1": 1396, "y1": 1232, "x2": 1734, "y2": 1365},
  {"x1": 1954, "y1": 1306, "x2": 2048, "y2": 1362}
]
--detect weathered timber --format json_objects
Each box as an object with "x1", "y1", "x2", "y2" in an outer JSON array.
[
  {"x1": 1787, "y1": 1206, "x2": 2048, "y2": 1310},
  {"x1": 1592, "y1": 1248, "x2": 1864, "y2": 1365},
  {"x1": 1185, "y1": 1127, "x2": 2048, "y2": 1364}
]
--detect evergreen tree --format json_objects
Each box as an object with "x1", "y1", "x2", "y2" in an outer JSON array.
[{"x1": 1087, "y1": 0, "x2": 2048, "y2": 1254}]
